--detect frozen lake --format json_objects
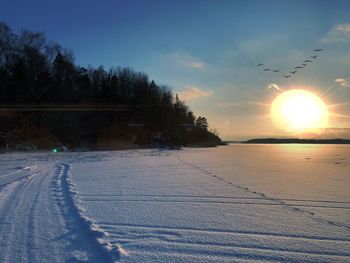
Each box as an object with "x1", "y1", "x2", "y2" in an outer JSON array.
[{"x1": 0, "y1": 144, "x2": 349, "y2": 262}]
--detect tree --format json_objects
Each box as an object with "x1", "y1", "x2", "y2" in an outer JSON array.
[
  {"x1": 195, "y1": 116, "x2": 208, "y2": 130},
  {"x1": 0, "y1": 21, "x2": 221, "y2": 149}
]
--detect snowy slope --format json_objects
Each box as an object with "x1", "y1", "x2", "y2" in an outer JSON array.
[{"x1": 0, "y1": 145, "x2": 349, "y2": 262}]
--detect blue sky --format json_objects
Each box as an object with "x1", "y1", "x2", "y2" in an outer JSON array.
[{"x1": 1, "y1": 0, "x2": 350, "y2": 139}]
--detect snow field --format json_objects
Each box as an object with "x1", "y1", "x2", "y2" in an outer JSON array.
[
  {"x1": 1, "y1": 145, "x2": 349, "y2": 262},
  {"x1": 69, "y1": 147, "x2": 350, "y2": 262}
]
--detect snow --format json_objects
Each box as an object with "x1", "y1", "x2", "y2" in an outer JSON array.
[{"x1": 0, "y1": 145, "x2": 349, "y2": 262}]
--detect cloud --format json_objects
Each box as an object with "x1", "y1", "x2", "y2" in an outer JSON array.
[
  {"x1": 267, "y1": 83, "x2": 281, "y2": 91},
  {"x1": 327, "y1": 127, "x2": 350, "y2": 131},
  {"x1": 178, "y1": 86, "x2": 213, "y2": 101},
  {"x1": 188, "y1": 61, "x2": 206, "y2": 69},
  {"x1": 168, "y1": 52, "x2": 206, "y2": 70},
  {"x1": 335, "y1": 78, "x2": 349, "y2": 87},
  {"x1": 335, "y1": 24, "x2": 350, "y2": 33},
  {"x1": 326, "y1": 127, "x2": 350, "y2": 137},
  {"x1": 323, "y1": 24, "x2": 350, "y2": 43},
  {"x1": 213, "y1": 102, "x2": 241, "y2": 108}
]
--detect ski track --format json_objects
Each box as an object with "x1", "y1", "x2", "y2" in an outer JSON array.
[
  {"x1": 1, "y1": 147, "x2": 350, "y2": 262},
  {"x1": 0, "y1": 158, "x2": 120, "y2": 262}
]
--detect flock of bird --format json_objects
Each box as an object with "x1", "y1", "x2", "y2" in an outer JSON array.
[{"x1": 257, "y1": 49, "x2": 323, "y2": 79}]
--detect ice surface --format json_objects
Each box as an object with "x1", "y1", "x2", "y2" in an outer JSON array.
[
  {"x1": 0, "y1": 145, "x2": 349, "y2": 262},
  {"x1": 70, "y1": 145, "x2": 350, "y2": 262}
]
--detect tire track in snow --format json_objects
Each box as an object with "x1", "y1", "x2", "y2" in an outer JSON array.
[
  {"x1": 1, "y1": 161, "x2": 121, "y2": 263},
  {"x1": 0, "y1": 164, "x2": 38, "y2": 177},
  {"x1": 0, "y1": 165, "x2": 43, "y2": 188},
  {"x1": 54, "y1": 163, "x2": 122, "y2": 262},
  {"x1": 175, "y1": 151, "x2": 350, "y2": 232},
  {"x1": 0, "y1": 168, "x2": 40, "y2": 262},
  {"x1": 0, "y1": 165, "x2": 67, "y2": 262},
  {"x1": 27, "y1": 169, "x2": 50, "y2": 262}
]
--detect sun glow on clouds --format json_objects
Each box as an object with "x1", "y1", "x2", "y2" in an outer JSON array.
[
  {"x1": 267, "y1": 83, "x2": 281, "y2": 91},
  {"x1": 178, "y1": 86, "x2": 213, "y2": 101},
  {"x1": 335, "y1": 78, "x2": 349, "y2": 87}
]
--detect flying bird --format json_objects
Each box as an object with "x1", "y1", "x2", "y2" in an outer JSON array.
[
  {"x1": 257, "y1": 63, "x2": 264, "y2": 67},
  {"x1": 303, "y1": 60, "x2": 312, "y2": 63},
  {"x1": 283, "y1": 75, "x2": 291, "y2": 78},
  {"x1": 313, "y1": 49, "x2": 322, "y2": 52},
  {"x1": 291, "y1": 70, "x2": 297, "y2": 74},
  {"x1": 273, "y1": 70, "x2": 280, "y2": 72},
  {"x1": 263, "y1": 68, "x2": 270, "y2": 71},
  {"x1": 311, "y1": 55, "x2": 318, "y2": 59}
]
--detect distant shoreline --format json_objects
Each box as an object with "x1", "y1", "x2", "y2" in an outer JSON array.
[{"x1": 241, "y1": 138, "x2": 350, "y2": 144}]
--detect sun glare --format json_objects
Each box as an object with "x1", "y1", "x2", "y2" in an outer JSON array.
[{"x1": 271, "y1": 89, "x2": 329, "y2": 135}]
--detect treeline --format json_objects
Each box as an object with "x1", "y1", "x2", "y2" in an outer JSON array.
[
  {"x1": 245, "y1": 138, "x2": 350, "y2": 144},
  {"x1": 0, "y1": 22, "x2": 221, "y2": 150}
]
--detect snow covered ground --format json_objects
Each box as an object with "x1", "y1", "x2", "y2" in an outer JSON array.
[{"x1": 0, "y1": 144, "x2": 349, "y2": 262}]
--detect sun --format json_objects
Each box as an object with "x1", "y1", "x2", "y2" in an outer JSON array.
[{"x1": 271, "y1": 89, "x2": 329, "y2": 135}]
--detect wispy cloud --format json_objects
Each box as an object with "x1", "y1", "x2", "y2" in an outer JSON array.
[
  {"x1": 267, "y1": 83, "x2": 281, "y2": 91},
  {"x1": 326, "y1": 127, "x2": 350, "y2": 137},
  {"x1": 189, "y1": 61, "x2": 206, "y2": 69},
  {"x1": 335, "y1": 78, "x2": 349, "y2": 87},
  {"x1": 323, "y1": 24, "x2": 350, "y2": 43},
  {"x1": 213, "y1": 102, "x2": 241, "y2": 108},
  {"x1": 335, "y1": 24, "x2": 350, "y2": 33},
  {"x1": 168, "y1": 52, "x2": 206, "y2": 70},
  {"x1": 327, "y1": 127, "x2": 350, "y2": 131},
  {"x1": 178, "y1": 86, "x2": 213, "y2": 101}
]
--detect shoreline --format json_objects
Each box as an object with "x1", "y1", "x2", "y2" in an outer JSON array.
[{"x1": 241, "y1": 138, "x2": 350, "y2": 144}]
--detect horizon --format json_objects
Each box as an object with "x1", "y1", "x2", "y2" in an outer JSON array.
[{"x1": 1, "y1": 0, "x2": 350, "y2": 140}]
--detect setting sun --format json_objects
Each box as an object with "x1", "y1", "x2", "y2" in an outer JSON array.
[{"x1": 271, "y1": 89, "x2": 329, "y2": 135}]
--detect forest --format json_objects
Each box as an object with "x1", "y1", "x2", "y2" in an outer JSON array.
[{"x1": 0, "y1": 22, "x2": 222, "y2": 150}]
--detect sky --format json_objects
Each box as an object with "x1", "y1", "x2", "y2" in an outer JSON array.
[{"x1": 1, "y1": 0, "x2": 350, "y2": 140}]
